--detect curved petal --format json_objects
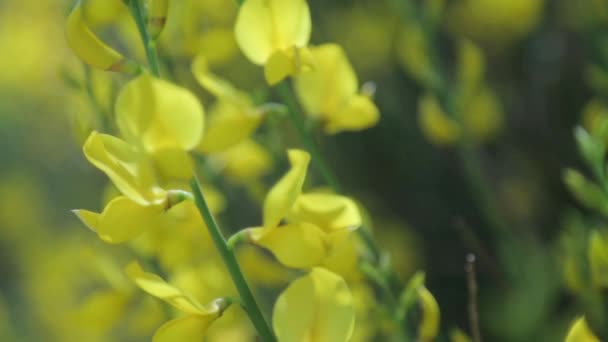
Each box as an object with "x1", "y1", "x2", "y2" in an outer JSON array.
[
  {"x1": 192, "y1": 54, "x2": 238, "y2": 98},
  {"x1": 66, "y1": 3, "x2": 136, "y2": 73},
  {"x1": 153, "y1": 315, "x2": 218, "y2": 342},
  {"x1": 254, "y1": 223, "x2": 327, "y2": 269},
  {"x1": 273, "y1": 268, "x2": 355, "y2": 342},
  {"x1": 325, "y1": 94, "x2": 380, "y2": 134},
  {"x1": 126, "y1": 262, "x2": 219, "y2": 315},
  {"x1": 235, "y1": 0, "x2": 311, "y2": 65},
  {"x1": 116, "y1": 73, "x2": 205, "y2": 153},
  {"x1": 288, "y1": 192, "x2": 361, "y2": 232},
  {"x1": 97, "y1": 196, "x2": 163, "y2": 243},
  {"x1": 565, "y1": 317, "x2": 600, "y2": 342},
  {"x1": 263, "y1": 149, "x2": 310, "y2": 230},
  {"x1": 295, "y1": 44, "x2": 358, "y2": 117},
  {"x1": 418, "y1": 286, "x2": 440, "y2": 340},
  {"x1": 83, "y1": 131, "x2": 160, "y2": 205},
  {"x1": 198, "y1": 101, "x2": 262, "y2": 154}
]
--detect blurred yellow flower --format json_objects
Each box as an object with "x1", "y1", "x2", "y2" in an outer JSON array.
[
  {"x1": 244, "y1": 150, "x2": 362, "y2": 269},
  {"x1": 235, "y1": 0, "x2": 313, "y2": 84},
  {"x1": 565, "y1": 317, "x2": 600, "y2": 342},
  {"x1": 418, "y1": 94, "x2": 461, "y2": 146},
  {"x1": 126, "y1": 262, "x2": 228, "y2": 342},
  {"x1": 192, "y1": 55, "x2": 264, "y2": 153},
  {"x1": 273, "y1": 268, "x2": 355, "y2": 342},
  {"x1": 116, "y1": 73, "x2": 205, "y2": 153},
  {"x1": 294, "y1": 44, "x2": 380, "y2": 134},
  {"x1": 66, "y1": 2, "x2": 138, "y2": 74}
]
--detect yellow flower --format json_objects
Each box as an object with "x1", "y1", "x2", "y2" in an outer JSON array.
[
  {"x1": 418, "y1": 286, "x2": 440, "y2": 341},
  {"x1": 245, "y1": 150, "x2": 362, "y2": 269},
  {"x1": 565, "y1": 317, "x2": 600, "y2": 342},
  {"x1": 126, "y1": 262, "x2": 228, "y2": 342},
  {"x1": 73, "y1": 132, "x2": 193, "y2": 243},
  {"x1": 418, "y1": 94, "x2": 461, "y2": 145},
  {"x1": 66, "y1": 1, "x2": 138, "y2": 73},
  {"x1": 294, "y1": 44, "x2": 380, "y2": 134},
  {"x1": 211, "y1": 140, "x2": 273, "y2": 183},
  {"x1": 235, "y1": 0, "x2": 314, "y2": 85},
  {"x1": 273, "y1": 268, "x2": 355, "y2": 342},
  {"x1": 192, "y1": 55, "x2": 264, "y2": 153},
  {"x1": 116, "y1": 73, "x2": 205, "y2": 154}
]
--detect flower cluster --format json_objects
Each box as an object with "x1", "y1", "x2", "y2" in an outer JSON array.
[{"x1": 66, "y1": 0, "x2": 441, "y2": 341}]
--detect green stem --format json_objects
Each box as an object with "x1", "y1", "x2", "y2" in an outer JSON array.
[
  {"x1": 190, "y1": 177, "x2": 276, "y2": 342},
  {"x1": 276, "y1": 82, "x2": 344, "y2": 193},
  {"x1": 129, "y1": 0, "x2": 161, "y2": 77},
  {"x1": 457, "y1": 135, "x2": 509, "y2": 239}
]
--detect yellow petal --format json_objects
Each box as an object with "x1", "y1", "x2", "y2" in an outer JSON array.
[
  {"x1": 73, "y1": 289, "x2": 128, "y2": 333},
  {"x1": 116, "y1": 73, "x2": 205, "y2": 153},
  {"x1": 273, "y1": 268, "x2": 355, "y2": 342},
  {"x1": 151, "y1": 148, "x2": 194, "y2": 181},
  {"x1": 81, "y1": 0, "x2": 128, "y2": 27},
  {"x1": 147, "y1": 0, "x2": 169, "y2": 39},
  {"x1": 73, "y1": 209, "x2": 100, "y2": 232},
  {"x1": 66, "y1": 3, "x2": 137, "y2": 73},
  {"x1": 192, "y1": 54, "x2": 239, "y2": 98},
  {"x1": 263, "y1": 149, "x2": 310, "y2": 229},
  {"x1": 197, "y1": 100, "x2": 262, "y2": 154},
  {"x1": 565, "y1": 317, "x2": 600, "y2": 342},
  {"x1": 83, "y1": 132, "x2": 160, "y2": 205},
  {"x1": 265, "y1": 49, "x2": 294, "y2": 85},
  {"x1": 126, "y1": 262, "x2": 220, "y2": 315},
  {"x1": 324, "y1": 94, "x2": 380, "y2": 134},
  {"x1": 235, "y1": 0, "x2": 311, "y2": 65},
  {"x1": 295, "y1": 44, "x2": 358, "y2": 117},
  {"x1": 418, "y1": 286, "x2": 440, "y2": 340},
  {"x1": 254, "y1": 223, "x2": 327, "y2": 269},
  {"x1": 418, "y1": 94, "x2": 461, "y2": 145},
  {"x1": 97, "y1": 196, "x2": 163, "y2": 243},
  {"x1": 215, "y1": 140, "x2": 273, "y2": 182},
  {"x1": 153, "y1": 315, "x2": 218, "y2": 342},
  {"x1": 462, "y1": 87, "x2": 503, "y2": 142},
  {"x1": 289, "y1": 192, "x2": 361, "y2": 232}
]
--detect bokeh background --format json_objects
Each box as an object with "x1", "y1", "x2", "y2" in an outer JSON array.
[{"x1": 0, "y1": 0, "x2": 604, "y2": 341}]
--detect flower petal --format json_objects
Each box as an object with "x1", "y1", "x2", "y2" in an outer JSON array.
[
  {"x1": 565, "y1": 317, "x2": 600, "y2": 342},
  {"x1": 295, "y1": 44, "x2": 358, "y2": 117},
  {"x1": 97, "y1": 196, "x2": 163, "y2": 243},
  {"x1": 254, "y1": 223, "x2": 327, "y2": 269},
  {"x1": 235, "y1": 0, "x2": 311, "y2": 65},
  {"x1": 273, "y1": 268, "x2": 355, "y2": 342},
  {"x1": 116, "y1": 73, "x2": 205, "y2": 153},
  {"x1": 83, "y1": 131, "x2": 159, "y2": 205},
  {"x1": 153, "y1": 315, "x2": 218, "y2": 342},
  {"x1": 263, "y1": 149, "x2": 310, "y2": 230},
  {"x1": 126, "y1": 262, "x2": 218, "y2": 315},
  {"x1": 288, "y1": 192, "x2": 361, "y2": 232},
  {"x1": 197, "y1": 101, "x2": 262, "y2": 154},
  {"x1": 325, "y1": 94, "x2": 380, "y2": 134},
  {"x1": 66, "y1": 3, "x2": 136, "y2": 73}
]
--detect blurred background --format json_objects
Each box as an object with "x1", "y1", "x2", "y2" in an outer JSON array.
[{"x1": 0, "y1": 0, "x2": 605, "y2": 341}]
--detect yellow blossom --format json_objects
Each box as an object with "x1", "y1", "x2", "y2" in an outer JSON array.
[
  {"x1": 66, "y1": 1, "x2": 138, "y2": 73},
  {"x1": 565, "y1": 317, "x2": 600, "y2": 342},
  {"x1": 235, "y1": 0, "x2": 314, "y2": 84},
  {"x1": 126, "y1": 262, "x2": 227, "y2": 342},
  {"x1": 294, "y1": 44, "x2": 380, "y2": 134},
  {"x1": 273, "y1": 268, "x2": 355, "y2": 342},
  {"x1": 246, "y1": 150, "x2": 362, "y2": 269},
  {"x1": 192, "y1": 55, "x2": 264, "y2": 153},
  {"x1": 116, "y1": 73, "x2": 205, "y2": 154}
]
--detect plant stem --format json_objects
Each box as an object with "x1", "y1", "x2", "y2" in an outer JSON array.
[
  {"x1": 190, "y1": 177, "x2": 276, "y2": 342},
  {"x1": 457, "y1": 134, "x2": 509, "y2": 239},
  {"x1": 129, "y1": 0, "x2": 161, "y2": 77},
  {"x1": 276, "y1": 82, "x2": 344, "y2": 193}
]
